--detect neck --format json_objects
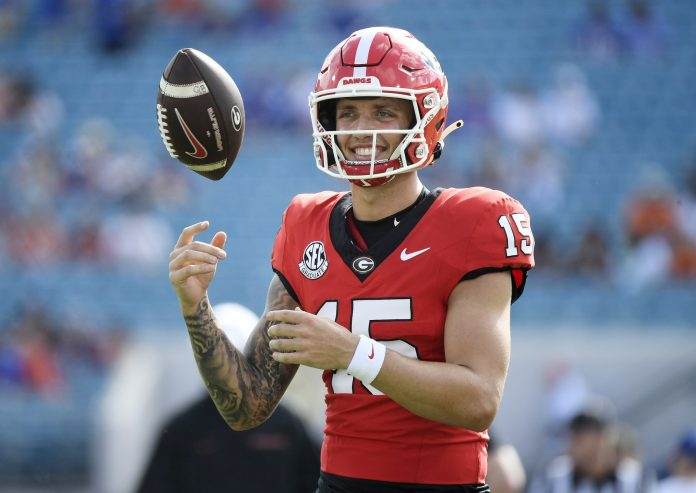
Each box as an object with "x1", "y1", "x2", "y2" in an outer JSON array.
[{"x1": 350, "y1": 172, "x2": 423, "y2": 221}]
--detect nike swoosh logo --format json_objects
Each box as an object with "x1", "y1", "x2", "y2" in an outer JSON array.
[
  {"x1": 368, "y1": 345, "x2": 375, "y2": 359},
  {"x1": 393, "y1": 218, "x2": 400, "y2": 227},
  {"x1": 400, "y1": 247, "x2": 430, "y2": 261},
  {"x1": 175, "y1": 108, "x2": 208, "y2": 159}
]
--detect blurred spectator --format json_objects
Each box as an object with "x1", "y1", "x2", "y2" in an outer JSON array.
[
  {"x1": 672, "y1": 166, "x2": 696, "y2": 277},
  {"x1": 0, "y1": 70, "x2": 63, "y2": 139},
  {"x1": 541, "y1": 360, "x2": 592, "y2": 460},
  {"x1": 0, "y1": 71, "x2": 37, "y2": 122},
  {"x1": 529, "y1": 405, "x2": 657, "y2": 493},
  {"x1": 468, "y1": 136, "x2": 510, "y2": 191},
  {"x1": 98, "y1": 195, "x2": 175, "y2": 268},
  {"x1": 570, "y1": 0, "x2": 628, "y2": 62},
  {"x1": 487, "y1": 433, "x2": 527, "y2": 493},
  {"x1": 5, "y1": 208, "x2": 68, "y2": 265},
  {"x1": 506, "y1": 143, "x2": 566, "y2": 228},
  {"x1": 620, "y1": 0, "x2": 671, "y2": 62},
  {"x1": 492, "y1": 80, "x2": 545, "y2": 148},
  {"x1": 566, "y1": 222, "x2": 612, "y2": 279},
  {"x1": 137, "y1": 302, "x2": 320, "y2": 493},
  {"x1": 93, "y1": 0, "x2": 152, "y2": 53},
  {"x1": 541, "y1": 63, "x2": 600, "y2": 147},
  {"x1": 0, "y1": 0, "x2": 23, "y2": 41},
  {"x1": 0, "y1": 303, "x2": 126, "y2": 397},
  {"x1": 621, "y1": 166, "x2": 696, "y2": 286},
  {"x1": 676, "y1": 167, "x2": 696, "y2": 245},
  {"x1": 659, "y1": 428, "x2": 696, "y2": 493},
  {"x1": 136, "y1": 395, "x2": 320, "y2": 493}
]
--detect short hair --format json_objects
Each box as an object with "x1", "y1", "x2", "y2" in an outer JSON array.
[{"x1": 567, "y1": 403, "x2": 614, "y2": 434}]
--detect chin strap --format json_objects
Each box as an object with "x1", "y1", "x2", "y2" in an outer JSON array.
[{"x1": 432, "y1": 119, "x2": 464, "y2": 161}]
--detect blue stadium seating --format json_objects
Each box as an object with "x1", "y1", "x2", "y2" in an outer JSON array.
[{"x1": 0, "y1": 1, "x2": 694, "y2": 483}]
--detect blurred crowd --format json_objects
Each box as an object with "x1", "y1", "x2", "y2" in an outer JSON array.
[
  {"x1": 0, "y1": 302, "x2": 125, "y2": 399},
  {"x1": 571, "y1": 0, "x2": 672, "y2": 64},
  {"x1": 0, "y1": 70, "x2": 190, "y2": 268},
  {"x1": 0, "y1": 0, "x2": 694, "y2": 489},
  {"x1": 526, "y1": 403, "x2": 696, "y2": 493}
]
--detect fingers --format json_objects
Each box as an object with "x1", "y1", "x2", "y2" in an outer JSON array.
[
  {"x1": 170, "y1": 239, "x2": 227, "y2": 261},
  {"x1": 174, "y1": 222, "x2": 227, "y2": 253},
  {"x1": 169, "y1": 262, "x2": 216, "y2": 284},
  {"x1": 268, "y1": 336, "x2": 301, "y2": 353},
  {"x1": 267, "y1": 321, "x2": 302, "y2": 339},
  {"x1": 211, "y1": 231, "x2": 227, "y2": 249},
  {"x1": 169, "y1": 223, "x2": 227, "y2": 288},
  {"x1": 272, "y1": 351, "x2": 300, "y2": 365},
  {"x1": 175, "y1": 221, "x2": 209, "y2": 248},
  {"x1": 169, "y1": 249, "x2": 221, "y2": 270},
  {"x1": 266, "y1": 309, "x2": 308, "y2": 326}
]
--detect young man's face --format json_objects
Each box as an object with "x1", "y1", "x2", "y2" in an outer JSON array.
[{"x1": 335, "y1": 97, "x2": 413, "y2": 163}]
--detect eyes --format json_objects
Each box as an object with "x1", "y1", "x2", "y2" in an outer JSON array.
[{"x1": 336, "y1": 108, "x2": 398, "y2": 121}]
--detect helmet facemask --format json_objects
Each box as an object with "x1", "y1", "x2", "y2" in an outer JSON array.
[{"x1": 310, "y1": 88, "x2": 442, "y2": 187}]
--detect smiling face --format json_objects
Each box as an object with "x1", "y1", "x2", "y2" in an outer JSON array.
[{"x1": 335, "y1": 97, "x2": 414, "y2": 163}]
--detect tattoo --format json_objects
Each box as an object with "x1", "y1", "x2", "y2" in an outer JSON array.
[{"x1": 184, "y1": 276, "x2": 299, "y2": 429}]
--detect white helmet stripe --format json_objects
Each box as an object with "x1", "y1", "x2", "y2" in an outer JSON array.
[{"x1": 352, "y1": 29, "x2": 378, "y2": 78}]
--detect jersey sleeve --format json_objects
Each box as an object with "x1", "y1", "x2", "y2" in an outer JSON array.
[
  {"x1": 464, "y1": 192, "x2": 535, "y2": 275},
  {"x1": 442, "y1": 189, "x2": 535, "y2": 302},
  {"x1": 271, "y1": 202, "x2": 300, "y2": 304}
]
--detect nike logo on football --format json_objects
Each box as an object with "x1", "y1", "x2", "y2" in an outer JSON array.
[
  {"x1": 400, "y1": 247, "x2": 430, "y2": 261},
  {"x1": 368, "y1": 345, "x2": 375, "y2": 359},
  {"x1": 175, "y1": 108, "x2": 208, "y2": 159}
]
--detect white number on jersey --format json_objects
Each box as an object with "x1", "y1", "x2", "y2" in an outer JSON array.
[{"x1": 498, "y1": 213, "x2": 534, "y2": 257}]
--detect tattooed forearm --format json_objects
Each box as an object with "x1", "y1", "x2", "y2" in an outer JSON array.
[{"x1": 183, "y1": 276, "x2": 299, "y2": 430}]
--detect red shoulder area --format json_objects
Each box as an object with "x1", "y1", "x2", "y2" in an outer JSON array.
[
  {"x1": 435, "y1": 187, "x2": 521, "y2": 220},
  {"x1": 283, "y1": 191, "x2": 345, "y2": 227}
]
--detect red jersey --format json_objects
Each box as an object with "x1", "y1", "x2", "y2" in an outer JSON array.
[{"x1": 271, "y1": 187, "x2": 534, "y2": 485}]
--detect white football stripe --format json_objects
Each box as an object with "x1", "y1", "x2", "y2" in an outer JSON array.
[
  {"x1": 352, "y1": 29, "x2": 377, "y2": 78},
  {"x1": 183, "y1": 159, "x2": 227, "y2": 171},
  {"x1": 159, "y1": 77, "x2": 209, "y2": 98}
]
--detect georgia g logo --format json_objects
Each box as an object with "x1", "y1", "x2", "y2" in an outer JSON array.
[{"x1": 299, "y1": 241, "x2": 329, "y2": 280}]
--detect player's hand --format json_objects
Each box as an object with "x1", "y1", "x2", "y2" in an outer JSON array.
[
  {"x1": 266, "y1": 308, "x2": 360, "y2": 370},
  {"x1": 169, "y1": 221, "x2": 227, "y2": 314}
]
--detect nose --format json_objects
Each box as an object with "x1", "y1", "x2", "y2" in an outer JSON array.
[{"x1": 349, "y1": 114, "x2": 379, "y2": 134}]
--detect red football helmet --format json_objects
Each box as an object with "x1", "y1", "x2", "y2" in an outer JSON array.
[{"x1": 309, "y1": 27, "x2": 462, "y2": 187}]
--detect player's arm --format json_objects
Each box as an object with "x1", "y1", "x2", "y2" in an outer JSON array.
[
  {"x1": 184, "y1": 277, "x2": 299, "y2": 431},
  {"x1": 170, "y1": 222, "x2": 299, "y2": 430},
  {"x1": 368, "y1": 270, "x2": 511, "y2": 430}
]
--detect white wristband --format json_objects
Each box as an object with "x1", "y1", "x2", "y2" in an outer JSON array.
[{"x1": 346, "y1": 335, "x2": 386, "y2": 385}]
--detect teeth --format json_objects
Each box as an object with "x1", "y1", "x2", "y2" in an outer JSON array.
[{"x1": 354, "y1": 148, "x2": 374, "y2": 156}]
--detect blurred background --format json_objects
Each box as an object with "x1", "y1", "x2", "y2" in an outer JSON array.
[{"x1": 0, "y1": 0, "x2": 694, "y2": 491}]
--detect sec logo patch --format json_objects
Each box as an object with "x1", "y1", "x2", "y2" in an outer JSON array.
[{"x1": 299, "y1": 241, "x2": 329, "y2": 280}]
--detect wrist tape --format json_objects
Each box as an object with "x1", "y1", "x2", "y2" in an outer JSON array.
[{"x1": 346, "y1": 335, "x2": 386, "y2": 385}]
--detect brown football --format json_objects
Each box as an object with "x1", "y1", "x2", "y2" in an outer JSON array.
[{"x1": 156, "y1": 48, "x2": 244, "y2": 180}]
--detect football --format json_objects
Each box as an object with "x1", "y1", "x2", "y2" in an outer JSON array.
[{"x1": 156, "y1": 48, "x2": 244, "y2": 180}]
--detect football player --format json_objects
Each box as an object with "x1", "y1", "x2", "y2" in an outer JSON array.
[{"x1": 169, "y1": 27, "x2": 535, "y2": 493}]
